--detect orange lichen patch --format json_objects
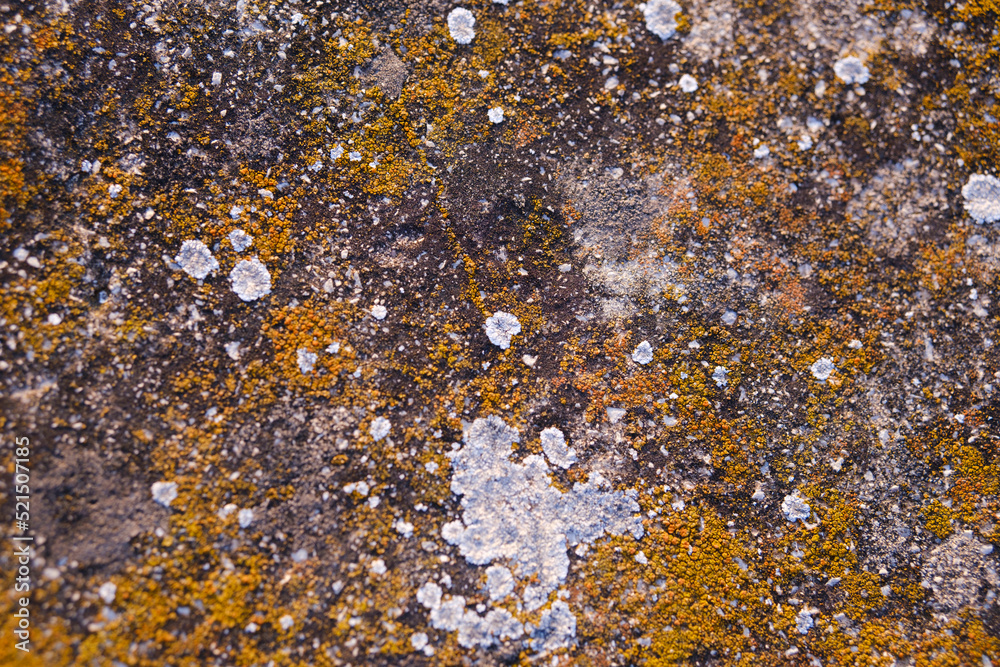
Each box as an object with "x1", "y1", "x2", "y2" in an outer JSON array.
[
  {"x1": 579, "y1": 504, "x2": 773, "y2": 664},
  {"x1": 948, "y1": 445, "x2": 998, "y2": 524},
  {"x1": 0, "y1": 559, "x2": 73, "y2": 666},
  {"x1": 0, "y1": 233, "x2": 88, "y2": 363},
  {"x1": 259, "y1": 298, "x2": 361, "y2": 393},
  {"x1": 921, "y1": 500, "x2": 954, "y2": 540}
]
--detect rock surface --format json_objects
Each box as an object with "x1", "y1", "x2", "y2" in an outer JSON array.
[{"x1": 2, "y1": 0, "x2": 999, "y2": 664}]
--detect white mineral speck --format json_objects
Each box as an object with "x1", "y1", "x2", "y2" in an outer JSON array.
[
  {"x1": 488, "y1": 107, "x2": 504, "y2": 123},
  {"x1": 229, "y1": 205, "x2": 243, "y2": 219},
  {"x1": 211, "y1": 71, "x2": 222, "y2": 86},
  {"x1": 98, "y1": 581, "x2": 117, "y2": 604},
  {"x1": 634, "y1": 550, "x2": 648, "y2": 564},
  {"x1": 13, "y1": 247, "x2": 28, "y2": 262},
  {"x1": 810, "y1": 356, "x2": 835, "y2": 381},
  {"x1": 712, "y1": 366, "x2": 728, "y2": 387},
  {"x1": 175, "y1": 240, "x2": 219, "y2": 280},
  {"x1": 833, "y1": 56, "x2": 870, "y2": 84},
  {"x1": 604, "y1": 75, "x2": 619, "y2": 90},
  {"x1": 370, "y1": 416, "x2": 391, "y2": 441},
  {"x1": 484, "y1": 311, "x2": 521, "y2": 349},
  {"x1": 279, "y1": 615, "x2": 293, "y2": 630},
  {"x1": 753, "y1": 145, "x2": 770, "y2": 159},
  {"x1": 540, "y1": 426, "x2": 577, "y2": 469},
  {"x1": 108, "y1": 184, "x2": 122, "y2": 198},
  {"x1": 642, "y1": 0, "x2": 681, "y2": 40},
  {"x1": 962, "y1": 174, "x2": 1000, "y2": 224},
  {"x1": 47, "y1": 313, "x2": 62, "y2": 326},
  {"x1": 679, "y1": 74, "x2": 698, "y2": 92},
  {"x1": 632, "y1": 340, "x2": 654, "y2": 364},
  {"x1": 297, "y1": 348, "x2": 317, "y2": 373},
  {"x1": 781, "y1": 491, "x2": 812, "y2": 522},
  {"x1": 238, "y1": 508, "x2": 254, "y2": 528},
  {"x1": 447, "y1": 7, "x2": 476, "y2": 45},
  {"x1": 395, "y1": 519, "x2": 414, "y2": 537},
  {"x1": 371, "y1": 304, "x2": 387, "y2": 320},
  {"x1": 330, "y1": 144, "x2": 344, "y2": 160},
  {"x1": 151, "y1": 481, "x2": 178, "y2": 507},
  {"x1": 229, "y1": 257, "x2": 272, "y2": 301},
  {"x1": 228, "y1": 229, "x2": 253, "y2": 252},
  {"x1": 369, "y1": 558, "x2": 387, "y2": 575},
  {"x1": 607, "y1": 407, "x2": 626, "y2": 423},
  {"x1": 722, "y1": 309, "x2": 738, "y2": 325},
  {"x1": 225, "y1": 341, "x2": 241, "y2": 360}
]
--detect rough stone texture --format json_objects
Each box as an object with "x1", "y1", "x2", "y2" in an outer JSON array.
[{"x1": 2, "y1": 0, "x2": 1000, "y2": 664}]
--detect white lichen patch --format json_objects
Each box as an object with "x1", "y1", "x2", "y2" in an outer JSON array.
[
  {"x1": 810, "y1": 356, "x2": 835, "y2": 381},
  {"x1": 540, "y1": 427, "x2": 577, "y2": 469},
  {"x1": 631, "y1": 340, "x2": 654, "y2": 365},
  {"x1": 484, "y1": 311, "x2": 521, "y2": 349},
  {"x1": 151, "y1": 481, "x2": 178, "y2": 507},
  {"x1": 679, "y1": 73, "x2": 698, "y2": 92},
  {"x1": 417, "y1": 581, "x2": 524, "y2": 648},
  {"x1": 781, "y1": 491, "x2": 812, "y2": 522},
  {"x1": 297, "y1": 348, "x2": 317, "y2": 373},
  {"x1": 443, "y1": 416, "x2": 643, "y2": 600},
  {"x1": 833, "y1": 56, "x2": 870, "y2": 84},
  {"x1": 488, "y1": 107, "x2": 504, "y2": 124},
  {"x1": 962, "y1": 174, "x2": 1000, "y2": 224},
  {"x1": 371, "y1": 304, "x2": 387, "y2": 320},
  {"x1": 529, "y1": 600, "x2": 577, "y2": 651},
  {"x1": 98, "y1": 581, "x2": 117, "y2": 604},
  {"x1": 447, "y1": 7, "x2": 475, "y2": 45},
  {"x1": 370, "y1": 416, "x2": 391, "y2": 441},
  {"x1": 238, "y1": 508, "x2": 254, "y2": 528},
  {"x1": 229, "y1": 257, "x2": 272, "y2": 301},
  {"x1": 642, "y1": 0, "x2": 681, "y2": 40},
  {"x1": 175, "y1": 240, "x2": 219, "y2": 280},
  {"x1": 485, "y1": 564, "x2": 515, "y2": 601},
  {"x1": 712, "y1": 366, "x2": 728, "y2": 387},
  {"x1": 795, "y1": 607, "x2": 816, "y2": 634},
  {"x1": 228, "y1": 229, "x2": 253, "y2": 252}
]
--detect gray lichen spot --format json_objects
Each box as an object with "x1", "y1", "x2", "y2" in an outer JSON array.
[
  {"x1": 781, "y1": 491, "x2": 812, "y2": 522},
  {"x1": 631, "y1": 340, "x2": 654, "y2": 365},
  {"x1": 447, "y1": 7, "x2": 475, "y2": 45},
  {"x1": 810, "y1": 356, "x2": 835, "y2": 381},
  {"x1": 228, "y1": 229, "x2": 253, "y2": 252},
  {"x1": 833, "y1": 56, "x2": 870, "y2": 84},
  {"x1": 229, "y1": 257, "x2": 272, "y2": 301},
  {"x1": 175, "y1": 240, "x2": 219, "y2": 280},
  {"x1": 484, "y1": 311, "x2": 521, "y2": 349},
  {"x1": 962, "y1": 173, "x2": 1000, "y2": 224}
]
